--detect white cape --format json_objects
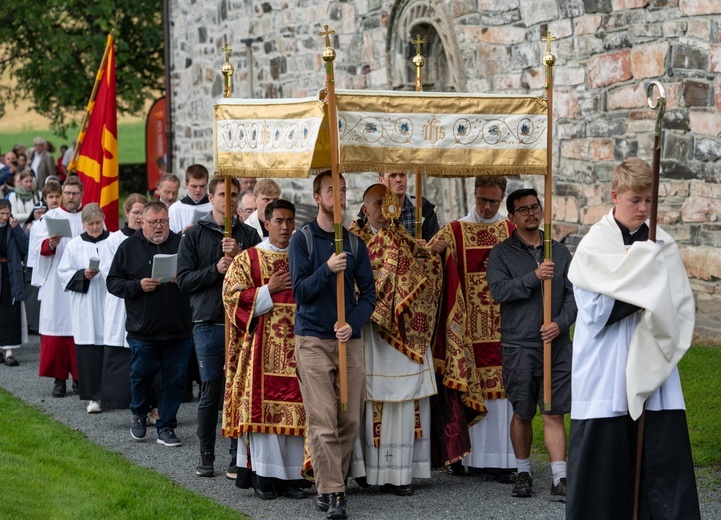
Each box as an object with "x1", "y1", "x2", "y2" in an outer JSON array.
[{"x1": 568, "y1": 210, "x2": 695, "y2": 420}]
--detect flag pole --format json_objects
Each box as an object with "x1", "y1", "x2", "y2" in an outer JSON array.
[
  {"x1": 541, "y1": 31, "x2": 556, "y2": 412},
  {"x1": 412, "y1": 35, "x2": 425, "y2": 240},
  {"x1": 221, "y1": 40, "x2": 235, "y2": 369},
  {"x1": 319, "y1": 25, "x2": 348, "y2": 410},
  {"x1": 632, "y1": 80, "x2": 666, "y2": 520},
  {"x1": 67, "y1": 31, "x2": 115, "y2": 173}
]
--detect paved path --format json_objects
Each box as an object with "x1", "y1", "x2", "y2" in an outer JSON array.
[{"x1": 1, "y1": 335, "x2": 719, "y2": 519}]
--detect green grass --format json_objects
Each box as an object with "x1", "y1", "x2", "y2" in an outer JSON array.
[
  {"x1": 0, "y1": 389, "x2": 246, "y2": 519},
  {"x1": 0, "y1": 121, "x2": 146, "y2": 164},
  {"x1": 531, "y1": 345, "x2": 721, "y2": 469}
]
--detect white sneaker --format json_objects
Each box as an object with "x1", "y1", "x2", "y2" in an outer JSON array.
[{"x1": 87, "y1": 400, "x2": 103, "y2": 414}]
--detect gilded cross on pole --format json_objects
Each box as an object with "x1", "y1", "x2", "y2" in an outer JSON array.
[
  {"x1": 412, "y1": 34, "x2": 425, "y2": 56},
  {"x1": 222, "y1": 40, "x2": 232, "y2": 62},
  {"x1": 319, "y1": 25, "x2": 335, "y2": 49},
  {"x1": 541, "y1": 31, "x2": 556, "y2": 54}
]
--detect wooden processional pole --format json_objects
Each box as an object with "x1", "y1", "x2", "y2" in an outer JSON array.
[
  {"x1": 541, "y1": 32, "x2": 556, "y2": 411},
  {"x1": 412, "y1": 35, "x2": 425, "y2": 240},
  {"x1": 632, "y1": 80, "x2": 666, "y2": 520},
  {"x1": 221, "y1": 40, "x2": 234, "y2": 367},
  {"x1": 319, "y1": 26, "x2": 349, "y2": 410}
]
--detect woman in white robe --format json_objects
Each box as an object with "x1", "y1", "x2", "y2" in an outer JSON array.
[
  {"x1": 57, "y1": 203, "x2": 108, "y2": 414},
  {"x1": 99, "y1": 194, "x2": 147, "y2": 409}
]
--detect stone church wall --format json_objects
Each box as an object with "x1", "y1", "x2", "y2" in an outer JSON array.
[{"x1": 170, "y1": 0, "x2": 721, "y2": 299}]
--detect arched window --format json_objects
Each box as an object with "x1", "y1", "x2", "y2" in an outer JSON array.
[{"x1": 387, "y1": 0, "x2": 465, "y2": 92}]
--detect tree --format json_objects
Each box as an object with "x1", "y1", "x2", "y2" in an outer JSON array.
[{"x1": 0, "y1": 1, "x2": 164, "y2": 136}]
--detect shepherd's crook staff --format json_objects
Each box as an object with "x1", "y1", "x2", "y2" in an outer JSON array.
[
  {"x1": 221, "y1": 39, "x2": 234, "y2": 368},
  {"x1": 541, "y1": 31, "x2": 556, "y2": 411},
  {"x1": 319, "y1": 26, "x2": 349, "y2": 410},
  {"x1": 412, "y1": 35, "x2": 425, "y2": 240},
  {"x1": 632, "y1": 80, "x2": 666, "y2": 520}
]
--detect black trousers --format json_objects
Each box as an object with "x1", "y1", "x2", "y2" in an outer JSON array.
[{"x1": 566, "y1": 410, "x2": 700, "y2": 520}]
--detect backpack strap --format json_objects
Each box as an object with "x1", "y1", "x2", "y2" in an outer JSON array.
[{"x1": 301, "y1": 224, "x2": 313, "y2": 259}]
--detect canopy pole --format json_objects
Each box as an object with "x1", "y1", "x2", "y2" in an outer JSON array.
[
  {"x1": 632, "y1": 81, "x2": 666, "y2": 520},
  {"x1": 412, "y1": 35, "x2": 426, "y2": 240},
  {"x1": 541, "y1": 31, "x2": 556, "y2": 412},
  {"x1": 221, "y1": 39, "x2": 235, "y2": 369},
  {"x1": 320, "y1": 26, "x2": 348, "y2": 411}
]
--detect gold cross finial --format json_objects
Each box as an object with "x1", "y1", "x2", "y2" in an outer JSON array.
[
  {"x1": 541, "y1": 31, "x2": 556, "y2": 54},
  {"x1": 222, "y1": 40, "x2": 232, "y2": 63},
  {"x1": 319, "y1": 25, "x2": 335, "y2": 48},
  {"x1": 412, "y1": 34, "x2": 425, "y2": 56}
]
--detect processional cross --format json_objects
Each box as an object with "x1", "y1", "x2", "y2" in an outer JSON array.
[{"x1": 319, "y1": 25, "x2": 335, "y2": 48}]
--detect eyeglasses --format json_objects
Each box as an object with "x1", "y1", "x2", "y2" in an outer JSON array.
[
  {"x1": 511, "y1": 204, "x2": 542, "y2": 216},
  {"x1": 144, "y1": 218, "x2": 169, "y2": 227},
  {"x1": 63, "y1": 191, "x2": 82, "y2": 197},
  {"x1": 240, "y1": 208, "x2": 255, "y2": 214},
  {"x1": 476, "y1": 197, "x2": 502, "y2": 208}
]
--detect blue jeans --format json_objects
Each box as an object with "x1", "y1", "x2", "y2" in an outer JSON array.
[
  {"x1": 127, "y1": 337, "x2": 192, "y2": 432},
  {"x1": 193, "y1": 323, "x2": 225, "y2": 453}
]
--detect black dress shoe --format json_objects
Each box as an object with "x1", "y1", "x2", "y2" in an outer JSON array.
[
  {"x1": 71, "y1": 380, "x2": 79, "y2": 394},
  {"x1": 253, "y1": 487, "x2": 276, "y2": 500},
  {"x1": 354, "y1": 476, "x2": 371, "y2": 488},
  {"x1": 277, "y1": 485, "x2": 307, "y2": 499},
  {"x1": 447, "y1": 460, "x2": 466, "y2": 476},
  {"x1": 379, "y1": 483, "x2": 414, "y2": 496},
  {"x1": 52, "y1": 379, "x2": 66, "y2": 398}
]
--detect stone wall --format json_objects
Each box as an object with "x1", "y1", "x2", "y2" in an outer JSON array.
[{"x1": 169, "y1": 0, "x2": 721, "y2": 299}]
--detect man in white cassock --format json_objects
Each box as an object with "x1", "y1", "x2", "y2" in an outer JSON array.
[
  {"x1": 349, "y1": 184, "x2": 438, "y2": 496},
  {"x1": 31, "y1": 176, "x2": 84, "y2": 397},
  {"x1": 57, "y1": 203, "x2": 109, "y2": 414},
  {"x1": 566, "y1": 158, "x2": 700, "y2": 520},
  {"x1": 168, "y1": 164, "x2": 211, "y2": 233}
]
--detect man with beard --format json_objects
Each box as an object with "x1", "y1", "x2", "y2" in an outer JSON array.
[
  {"x1": 289, "y1": 171, "x2": 375, "y2": 520},
  {"x1": 486, "y1": 188, "x2": 576, "y2": 500},
  {"x1": 107, "y1": 201, "x2": 192, "y2": 447},
  {"x1": 31, "y1": 176, "x2": 85, "y2": 397},
  {"x1": 177, "y1": 177, "x2": 260, "y2": 478},
  {"x1": 376, "y1": 172, "x2": 438, "y2": 242}
]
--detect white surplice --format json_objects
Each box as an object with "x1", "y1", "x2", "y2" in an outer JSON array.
[
  {"x1": 100, "y1": 230, "x2": 131, "y2": 347},
  {"x1": 168, "y1": 200, "x2": 211, "y2": 234},
  {"x1": 57, "y1": 235, "x2": 107, "y2": 346},
  {"x1": 31, "y1": 208, "x2": 83, "y2": 336},
  {"x1": 568, "y1": 210, "x2": 693, "y2": 420}
]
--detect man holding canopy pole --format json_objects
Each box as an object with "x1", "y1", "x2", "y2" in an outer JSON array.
[{"x1": 289, "y1": 170, "x2": 375, "y2": 519}]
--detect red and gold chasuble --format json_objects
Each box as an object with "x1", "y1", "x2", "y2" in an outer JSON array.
[
  {"x1": 433, "y1": 219, "x2": 515, "y2": 400},
  {"x1": 222, "y1": 247, "x2": 304, "y2": 438}
]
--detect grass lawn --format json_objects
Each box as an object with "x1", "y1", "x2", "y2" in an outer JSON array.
[
  {"x1": 532, "y1": 344, "x2": 721, "y2": 469},
  {"x1": 0, "y1": 121, "x2": 146, "y2": 164},
  {"x1": 0, "y1": 389, "x2": 245, "y2": 520}
]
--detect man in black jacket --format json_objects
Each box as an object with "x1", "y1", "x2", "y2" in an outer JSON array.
[
  {"x1": 107, "y1": 201, "x2": 192, "y2": 448},
  {"x1": 177, "y1": 177, "x2": 260, "y2": 478}
]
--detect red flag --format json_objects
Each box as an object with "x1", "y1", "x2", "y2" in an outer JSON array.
[{"x1": 74, "y1": 34, "x2": 119, "y2": 231}]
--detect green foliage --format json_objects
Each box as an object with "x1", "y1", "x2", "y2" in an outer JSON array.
[
  {"x1": 0, "y1": 389, "x2": 246, "y2": 519},
  {"x1": 0, "y1": 121, "x2": 146, "y2": 164},
  {"x1": 0, "y1": 1, "x2": 164, "y2": 137}
]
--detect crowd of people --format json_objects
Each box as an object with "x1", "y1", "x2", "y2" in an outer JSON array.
[{"x1": 0, "y1": 150, "x2": 701, "y2": 520}]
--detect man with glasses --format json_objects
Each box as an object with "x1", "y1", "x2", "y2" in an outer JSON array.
[
  {"x1": 427, "y1": 176, "x2": 518, "y2": 480},
  {"x1": 486, "y1": 188, "x2": 576, "y2": 500},
  {"x1": 31, "y1": 176, "x2": 85, "y2": 397},
  {"x1": 237, "y1": 190, "x2": 257, "y2": 223},
  {"x1": 107, "y1": 201, "x2": 192, "y2": 448}
]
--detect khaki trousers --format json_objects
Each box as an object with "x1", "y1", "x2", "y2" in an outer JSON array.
[{"x1": 295, "y1": 335, "x2": 365, "y2": 494}]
